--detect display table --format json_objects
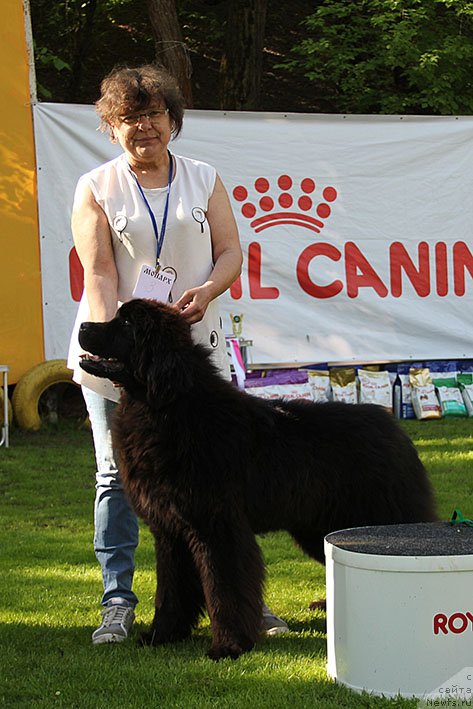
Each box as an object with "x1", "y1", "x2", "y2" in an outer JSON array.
[
  {"x1": 0, "y1": 365, "x2": 9, "y2": 447},
  {"x1": 325, "y1": 522, "x2": 473, "y2": 698}
]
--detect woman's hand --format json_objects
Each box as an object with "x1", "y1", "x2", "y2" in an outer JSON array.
[
  {"x1": 174, "y1": 174, "x2": 242, "y2": 325},
  {"x1": 173, "y1": 283, "x2": 214, "y2": 324}
]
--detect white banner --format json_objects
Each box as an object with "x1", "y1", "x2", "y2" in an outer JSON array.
[{"x1": 34, "y1": 103, "x2": 473, "y2": 366}]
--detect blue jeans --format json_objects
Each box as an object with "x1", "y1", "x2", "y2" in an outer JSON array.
[{"x1": 82, "y1": 386, "x2": 139, "y2": 607}]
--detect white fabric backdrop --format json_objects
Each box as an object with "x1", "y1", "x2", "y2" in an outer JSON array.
[{"x1": 34, "y1": 103, "x2": 473, "y2": 365}]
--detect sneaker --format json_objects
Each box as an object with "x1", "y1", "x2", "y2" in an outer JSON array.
[
  {"x1": 261, "y1": 604, "x2": 289, "y2": 636},
  {"x1": 92, "y1": 597, "x2": 135, "y2": 645}
]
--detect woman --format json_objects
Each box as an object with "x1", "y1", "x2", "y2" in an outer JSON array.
[{"x1": 68, "y1": 64, "x2": 288, "y2": 644}]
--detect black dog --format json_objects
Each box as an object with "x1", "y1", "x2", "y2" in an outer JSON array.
[{"x1": 79, "y1": 298, "x2": 437, "y2": 660}]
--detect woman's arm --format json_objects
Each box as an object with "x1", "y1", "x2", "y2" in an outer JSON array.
[
  {"x1": 173, "y1": 174, "x2": 242, "y2": 324},
  {"x1": 72, "y1": 181, "x2": 119, "y2": 322}
]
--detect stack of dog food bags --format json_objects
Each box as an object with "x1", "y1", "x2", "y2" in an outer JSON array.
[{"x1": 243, "y1": 361, "x2": 473, "y2": 415}]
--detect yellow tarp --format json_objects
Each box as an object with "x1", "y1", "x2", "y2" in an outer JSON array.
[{"x1": 0, "y1": 0, "x2": 43, "y2": 383}]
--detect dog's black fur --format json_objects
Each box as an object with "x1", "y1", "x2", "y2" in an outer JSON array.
[{"x1": 79, "y1": 298, "x2": 437, "y2": 660}]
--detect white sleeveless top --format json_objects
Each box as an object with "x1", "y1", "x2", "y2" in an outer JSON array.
[{"x1": 67, "y1": 152, "x2": 230, "y2": 401}]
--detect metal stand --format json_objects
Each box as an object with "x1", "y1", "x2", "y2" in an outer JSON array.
[
  {"x1": 238, "y1": 338, "x2": 253, "y2": 368},
  {"x1": 0, "y1": 365, "x2": 9, "y2": 448}
]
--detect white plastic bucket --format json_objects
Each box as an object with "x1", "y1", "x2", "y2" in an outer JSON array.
[{"x1": 325, "y1": 523, "x2": 473, "y2": 698}]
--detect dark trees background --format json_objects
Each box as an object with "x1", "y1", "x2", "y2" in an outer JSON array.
[
  {"x1": 31, "y1": 0, "x2": 315, "y2": 111},
  {"x1": 30, "y1": 0, "x2": 473, "y2": 115}
]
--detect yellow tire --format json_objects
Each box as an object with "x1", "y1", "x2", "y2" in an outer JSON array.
[
  {"x1": 0, "y1": 387, "x2": 13, "y2": 426},
  {"x1": 12, "y1": 360, "x2": 79, "y2": 431}
]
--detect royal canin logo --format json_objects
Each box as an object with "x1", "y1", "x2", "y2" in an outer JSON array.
[
  {"x1": 228, "y1": 171, "x2": 473, "y2": 302},
  {"x1": 232, "y1": 175, "x2": 338, "y2": 234},
  {"x1": 434, "y1": 612, "x2": 473, "y2": 635}
]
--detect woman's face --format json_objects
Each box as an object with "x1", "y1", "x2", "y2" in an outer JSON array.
[{"x1": 111, "y1": 98, "x2": 173, "y2": 167}]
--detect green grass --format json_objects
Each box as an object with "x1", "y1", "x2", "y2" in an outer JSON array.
[{"x1": 1, "y1": 418, "x2": 473, "y2": 708}]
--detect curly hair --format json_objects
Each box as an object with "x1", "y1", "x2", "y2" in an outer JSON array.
[{"x1": 96, "y1": 64, "x2": 185, "y2": 138}]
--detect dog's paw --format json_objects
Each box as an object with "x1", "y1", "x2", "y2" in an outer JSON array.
[{"x1": 309, "y1": 598, "x2": 326, "y2": 612}]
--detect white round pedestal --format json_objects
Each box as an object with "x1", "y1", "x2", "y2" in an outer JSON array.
[{"x1": 325, "y1": 522, "x2": 473, "y2": 698}]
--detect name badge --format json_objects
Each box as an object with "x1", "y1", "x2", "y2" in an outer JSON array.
[{"x1": 132, "y1": 264, "x2": 176, "y2": 302}]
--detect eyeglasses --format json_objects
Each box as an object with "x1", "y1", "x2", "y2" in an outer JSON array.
[{"x1": 119, "y1": 108, "x2": 169, "y2": 126}]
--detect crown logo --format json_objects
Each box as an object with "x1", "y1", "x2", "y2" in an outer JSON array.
[{"x1": 232, "y1": 175, "x2": 338, "y2": 234}]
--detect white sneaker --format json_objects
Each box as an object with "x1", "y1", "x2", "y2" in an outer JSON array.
[
  {"x1": 92, "y1": 597, "x2": 135, "y2": 645},
  {"x1": 261, "y1": 604, "x2": 289, "y2": 636}
]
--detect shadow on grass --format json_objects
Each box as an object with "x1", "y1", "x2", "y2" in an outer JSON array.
[
  {"x1": 0, "y1": 621, "x2": 419, "y2": 708},
  {"x1": 0, "y1": 621, "x2": 342, "y2": 708},
  {"x1": 0, "y1": 616, "x2": 327, "y2": 657},
  {"x1": 287, "y1": 616, "x2": 327, "y2": 635}
]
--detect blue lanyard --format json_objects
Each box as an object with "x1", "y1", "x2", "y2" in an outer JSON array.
[{"x1": 129, "y1": 150, "x2": 174, "y2": 268}]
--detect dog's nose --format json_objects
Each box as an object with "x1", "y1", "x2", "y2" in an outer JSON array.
[{"x1": 78, "y1": 322, "x2": 92, "y2": 346}]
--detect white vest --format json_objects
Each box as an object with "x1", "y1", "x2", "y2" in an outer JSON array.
[{"x1": 68, "y1": 152, "x2": 230, "y2": 400}]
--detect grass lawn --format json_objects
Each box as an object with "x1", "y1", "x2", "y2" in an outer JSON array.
[{"x1": 1, "y1": 418, "x2": 473, "y2": 708}]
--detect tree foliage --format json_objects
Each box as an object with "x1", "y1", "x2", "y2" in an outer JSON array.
[
  {"x1": 31, "y1": 0, "x2": 155, "y2": 103},
  {"x1": 281, "y1": 0, "x2": 473, "y2": 114}
]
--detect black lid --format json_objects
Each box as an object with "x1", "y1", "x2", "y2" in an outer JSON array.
[{"x1": 326, "y1": 522, "x2": 473, "y2": 557}]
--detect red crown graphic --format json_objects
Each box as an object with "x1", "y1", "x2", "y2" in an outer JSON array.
[{"x1": 232, "y1": 175, "x2": 338, "y2": 234}]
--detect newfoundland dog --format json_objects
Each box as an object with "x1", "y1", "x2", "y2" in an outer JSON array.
[{"x1": 79, "y1": 298, "x2": 436, "y2": 660}]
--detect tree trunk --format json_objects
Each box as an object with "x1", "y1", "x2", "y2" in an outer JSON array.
[
  {"x1": 220, "y1": 0, "x2": 268, "y2": 110},
  {"x1": 66, "y1": 0, "x2": 98, "y2": 102},
  {"x1": 145, "y1": 0, "x2": 193, "y2": 108}
]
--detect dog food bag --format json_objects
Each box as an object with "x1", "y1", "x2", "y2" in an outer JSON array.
[
  {"x1": 431, "y1": 376, "x2": 467, "y2": 418},
  {"x1": 245, "y1": 368, "x2": 313, "y2": 401},
  {"x1": 457, "y1": 373, "x2": 473, "y2": 417},
  {"x1": 330, "y1": 368, "x2": 357, "y2": 404},
  {"x1": 392, "y1": 374, "x2": 402, "y2": 418},
  {"x1": 397, "y1": 362, "x2": 423, "y2": 418},
  {"x1": 409, "y1": 368, "x2": 441, "y2": 420},
  {"x1": 384, "y1": 364, "x2": 403, "y2": 417},
  {"x1": 398, "y1": 373, "x2": 415, "y2": 418},
  {"x1": 358, "y1": 369, "x2": 392, "y2": 411},
  {"x1": 245, "y1": 383, "x2": 313, "y2": 400},
  {"x1": 307, "y1": 370, "x2": 331, "y2": 403}
]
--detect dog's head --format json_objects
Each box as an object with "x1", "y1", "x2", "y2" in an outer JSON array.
[{"x1": 79, "y1": 299, "x2": 194, "y2": 403}]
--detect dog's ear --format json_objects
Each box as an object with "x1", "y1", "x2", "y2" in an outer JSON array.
[
  {"x1": 145, "y1": 348, "x2": 194, "y2": 405},
  {"x1": 128, "y1": 301, "x2": 195, "y2": 406}
]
